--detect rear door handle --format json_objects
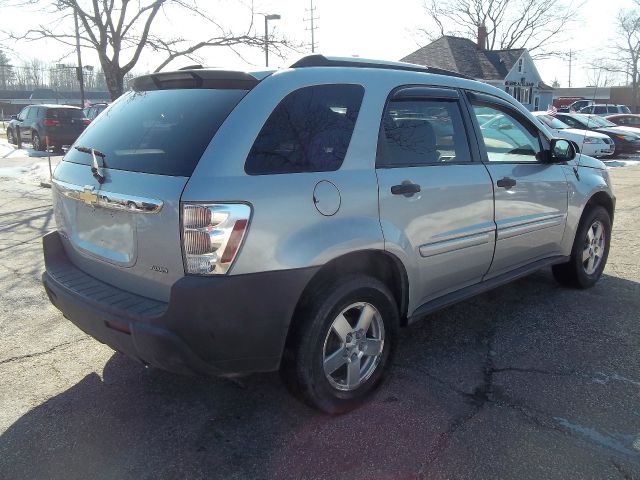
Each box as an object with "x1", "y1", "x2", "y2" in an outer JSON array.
[
  {"x1": 496, "y1": 177, "x2": 517, "y2": 189},
  {"x1": 391, "y1": 182, "x2": 421, "y2": 196}
]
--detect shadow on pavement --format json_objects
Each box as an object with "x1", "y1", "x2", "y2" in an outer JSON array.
[{"x1": 1, "y1": 270, "x2": 639, "y2": 479}]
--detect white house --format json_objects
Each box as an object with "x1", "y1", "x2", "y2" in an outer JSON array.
[{"x1": 401, "y1": 34, "x2": 553, "y2": 112}]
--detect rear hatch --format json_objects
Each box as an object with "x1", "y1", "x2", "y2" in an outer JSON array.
[
  {"x1": 44, "y1": 107, "x2": 87, "y2": 138},
  {"x1": 52, "y1": 71, "x2": 257, "y2": 301}
]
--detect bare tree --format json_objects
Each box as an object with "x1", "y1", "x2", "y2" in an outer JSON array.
[
  {"x1": 0, "y1": 49, "x2": 14, "y2": 90},
  {"x1": 420, "y1": 0, "x2": 583, "y2": 57},
  {"x1": 1, "y1": 0, "x2": 294, "y2": 100}
]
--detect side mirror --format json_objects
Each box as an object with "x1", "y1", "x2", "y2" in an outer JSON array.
[
  {"x1": 11, "y1": 115, "x2": 17, "y2": 120},
  {"x1": 549, "y1": 138, "x2": 576, "y2": 163}
]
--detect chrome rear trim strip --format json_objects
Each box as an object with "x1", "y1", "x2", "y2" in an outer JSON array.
[{"x1": 52, "y1": 179, "x2": 163, "y2": 214}]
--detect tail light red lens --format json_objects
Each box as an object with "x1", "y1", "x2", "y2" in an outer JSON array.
[
  {"x1": 43, "y1": 119, "x2": 59, "y2": 127},
  {"x1": 182, "y1": 203, "x2": 251, "y2": 275},
  {"x1": 83, "y1": 118, "x2": 91, "y2": 126}
]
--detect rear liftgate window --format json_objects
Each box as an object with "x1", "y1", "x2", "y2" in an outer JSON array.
[
  {"x1": 63, "y1": 89, "x2": 248, "y2": 177},
  {"x1": 245, "y1": 84, "x2": 365, "y2": 175}
]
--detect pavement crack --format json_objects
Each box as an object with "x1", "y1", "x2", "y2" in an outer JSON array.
[
  {"x1": 394, "y1": 362, "x2": 470, "y2": 397},
  {"x1": 0, "y1": 337, "x2": 90, "y2": 366}
]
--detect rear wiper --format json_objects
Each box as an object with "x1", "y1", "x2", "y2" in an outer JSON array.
[{"x1": 75, "y1": 146, "x2": 106, "y2": 184}]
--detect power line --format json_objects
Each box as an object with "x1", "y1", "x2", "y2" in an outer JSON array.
[{"x1": 304, "y1": 0, "x2": 319, "y2": 53}]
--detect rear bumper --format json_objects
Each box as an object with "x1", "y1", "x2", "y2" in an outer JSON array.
[
  {"x1": 42, "y1": 128, "x2": 83, "y2": 145},
  {"x1": 42, "y1": 231, "x2": 317, "y2": 376}
]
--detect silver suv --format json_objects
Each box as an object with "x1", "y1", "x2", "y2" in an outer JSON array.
[{"x1": 42, "y1": 55, "x2": 615, "y2": 413}]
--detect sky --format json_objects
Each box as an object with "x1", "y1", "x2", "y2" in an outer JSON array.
[{"x1": 2, "y1": 0, "x2": 638, "y2": 88}]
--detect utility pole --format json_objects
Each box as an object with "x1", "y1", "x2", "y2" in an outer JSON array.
[
  {"x1": 74, "y1": 9, "x2": 86, "y2": 108},
  {"x1": 304, "y1": 0, "x2": 319, "y2": 53}
]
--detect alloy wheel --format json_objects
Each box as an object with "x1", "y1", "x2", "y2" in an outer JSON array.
[
  {"x1": 583, "y1": 220, "x2": 606, "y2": 275},
  {"x1": 322, "y1": 302, "x2": 385, "y2": 391}
]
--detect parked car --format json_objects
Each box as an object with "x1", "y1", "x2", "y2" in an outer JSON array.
[
  {"x1": 579, "y1": 104, "x2": 631, "y2": 116},
  {"x1": 558, "y1": 99, "x2": 594, "y2": 113},
  {"x1": 83, "y1": 103, "x2": 109, "y2": 122},
  {"x1": 6, "y1": 104, "x2": 89, "y2": 151},
  {"x1": 556, "y1": 112, "x2": 640, "y2": 156},
  {"x1": 604, "y1": 113, "x2": 640, "y2": 129},
  {"x1": 42, "y1": 55, "x2": 615, "y2": 413},
  {"x1": 532, "y1": 112, "x2": 614, "y2": 158}
]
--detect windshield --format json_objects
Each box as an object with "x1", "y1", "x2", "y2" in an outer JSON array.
[
  {"x1": 63, "y1": 88, "x2": 248, "y2": 176},
  {"x1": 585, "y1": 115, "x2": 617, "y2": 128},
  {"x1": 537, "y1": 114, "x2": 569, "y2": 129}
]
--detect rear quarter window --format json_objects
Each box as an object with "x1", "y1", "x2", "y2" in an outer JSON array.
[
  {"x1": 244, "y1": 84, "x2": 365, "y2": 175},
  {"x1": 63, "y1": 89, "x2": 248, "y2": 177}
]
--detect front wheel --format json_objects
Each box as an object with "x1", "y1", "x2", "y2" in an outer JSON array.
[
  {"x1": 552, "y1": 206, "x2": 611, "y2": 288},
  {"x1": 282, "y1": 275, "x2": 399, "y2": 414}
]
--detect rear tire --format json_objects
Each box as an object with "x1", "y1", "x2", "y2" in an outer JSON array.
[
  {"x1": 32, "y1": 131, "x2": 45, "y2": 151},
  {"x1": 282, "y1": 274, "x2": 399, "y2": 414},
  {"x1": 552, "y1": 206, "x2": 611, "y2": 289}
]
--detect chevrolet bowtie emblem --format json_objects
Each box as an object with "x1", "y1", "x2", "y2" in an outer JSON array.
[{"x1": 78, "y1": 187, "x2": 98, "y2": 206}]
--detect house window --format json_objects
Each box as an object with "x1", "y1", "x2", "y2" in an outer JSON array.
[
  {"x1": 518, "y1": 58, "x2": 523, "y2": 72},
  {"x1": 505, "y1": 86, "x2": 510, "y2": 95},
  {"x1": 534, "y1": 96, "x2": 540, "y2": 110},
  {"x1": 521, "y1": 88, "x2": 530, "y2": 105}
]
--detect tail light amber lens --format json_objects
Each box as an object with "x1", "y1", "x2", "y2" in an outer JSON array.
[{"x1": 182, "y1": 203, "x2": 251, "y2": 275}]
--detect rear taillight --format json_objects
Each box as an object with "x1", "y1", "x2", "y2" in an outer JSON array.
[
  {"x1": 83, "y1": 118, "x2": 91, "y2": 126},
  {"x1": 43, "y1": 119, "x2": 59, "y2": 126},
  {"x1": 182, "y1": 203, "x2": 251, "y2": 275}
]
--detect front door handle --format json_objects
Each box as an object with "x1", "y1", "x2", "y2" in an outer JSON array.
[
  {"x1": 391, "y1": 182, "x2": 421, "y2": 197},
  {"x1": 496, "y1": 177, "x2": 517, "y2": 189}
]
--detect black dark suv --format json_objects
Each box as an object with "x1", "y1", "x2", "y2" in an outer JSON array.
[{"x1": 6, "y1": 104, "x2": 89, "y2": 151}]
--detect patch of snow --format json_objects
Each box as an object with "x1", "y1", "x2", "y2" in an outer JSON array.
[
  {"x1": 0, "y1": 163, "x2": 52, "y2": 185},
  {"x1": 604, "y1": 159, "x2": 640, "y2": 168},
  {"x1": 0, "y1": 139, "x2": 52, "y2": 159}
]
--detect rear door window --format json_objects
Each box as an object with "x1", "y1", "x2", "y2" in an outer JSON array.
[
  {"x1": 63, "y1": 89, "x2": 248, "y2": 177},
  {"x1": 245, "y1": 84, "x2": 364, "y2": 175},
  {"x1": 377, "y1": 98, "x2": 471, "y2": 166}
]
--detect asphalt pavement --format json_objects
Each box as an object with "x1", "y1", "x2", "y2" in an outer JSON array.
[{"x1": 0, "y1": 158, "x2": 638, "y2": 479}]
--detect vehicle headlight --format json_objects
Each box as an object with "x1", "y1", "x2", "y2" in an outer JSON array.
[
  {"x1": 583, "y1": 137, "x2": 603, "y2": 144},
  {"x1": 613, "y1": 134, "x2": 637, "y2": 141}
]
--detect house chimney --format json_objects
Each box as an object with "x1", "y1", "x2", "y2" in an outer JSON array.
[{"x1": 477, "y1": 24, "x2": 487, "y2": 50}]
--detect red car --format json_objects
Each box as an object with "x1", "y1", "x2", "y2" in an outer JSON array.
[{"x1": 605, "y1": 114, "x2": 640, "y2": 129}]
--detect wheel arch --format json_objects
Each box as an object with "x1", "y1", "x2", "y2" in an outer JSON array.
[
  {"x1": 284, "y1": 249, "x2": 409, "y2": 350},
  {"x1": 584, "y1": 190, "x2": 615, "y2": 225}
]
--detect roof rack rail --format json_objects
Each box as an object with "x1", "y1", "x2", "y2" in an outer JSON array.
[
  {"x1": 289, "y1": 54, "x2": 471, "y2": 79},
  {"x1": 179, "y1": 64, "x2": 204, "y2": 70}
]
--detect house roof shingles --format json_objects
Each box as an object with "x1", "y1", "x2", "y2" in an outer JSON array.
[{"x1": 401, "y1": 36, "x2": 525, "y2": 81}]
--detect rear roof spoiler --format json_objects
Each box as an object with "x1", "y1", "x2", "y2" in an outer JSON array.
[{"x1": 133, "y1": 70, "x2": 261, "y2": 91}]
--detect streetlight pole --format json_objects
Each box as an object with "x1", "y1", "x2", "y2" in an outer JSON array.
[{"x1": 263, "y1": 14, "x2": 281, "y2": 67}]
